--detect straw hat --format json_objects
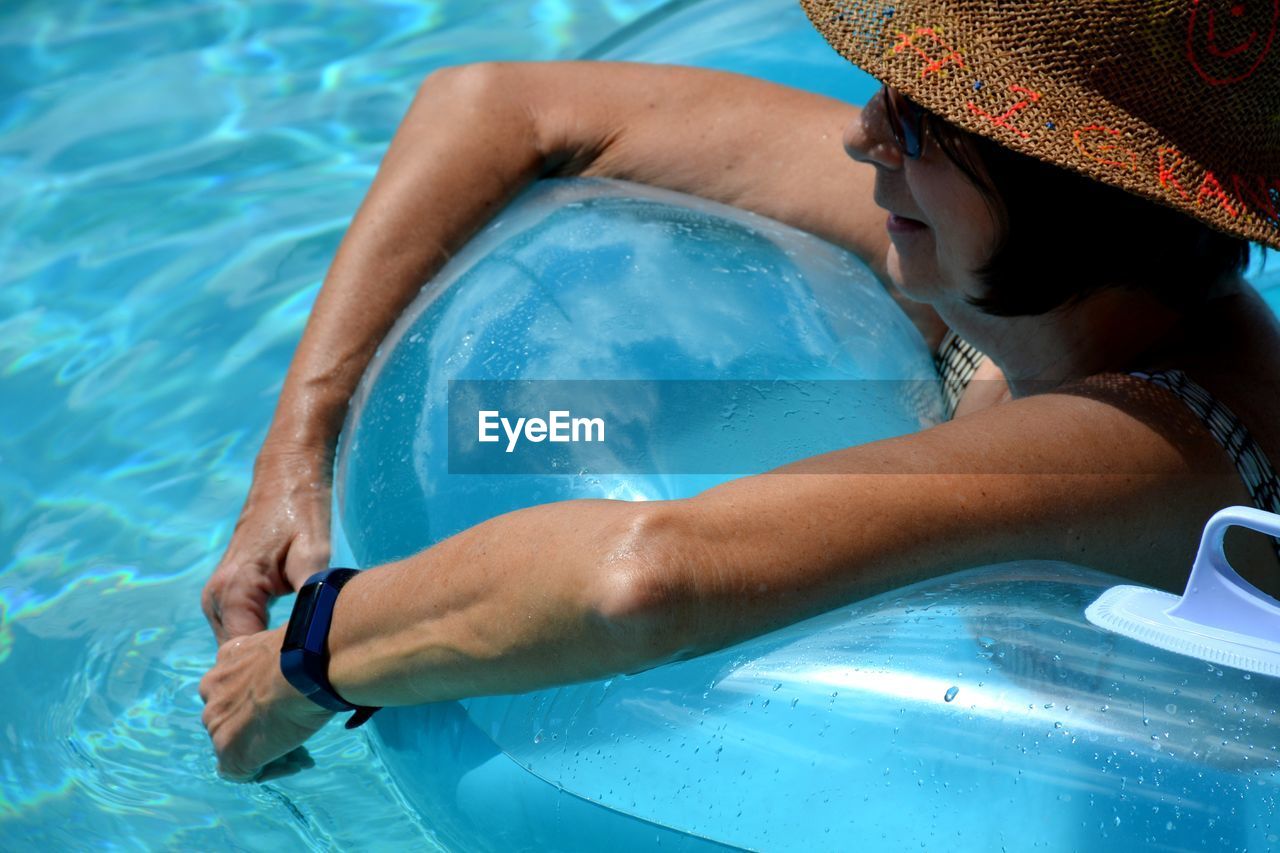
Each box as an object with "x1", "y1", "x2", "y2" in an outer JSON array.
[{"x1": 800, "y1": 0, "x2": 1280, "y2": 250}]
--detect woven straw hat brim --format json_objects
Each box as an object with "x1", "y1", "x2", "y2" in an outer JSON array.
[{"x1": 800, "y1": 0, "x2": 1280, "y2": 251}]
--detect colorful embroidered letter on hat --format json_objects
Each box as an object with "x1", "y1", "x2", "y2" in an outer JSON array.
[{"x1": 799, "y1": 0, "x2": 1280, "y2": 249}]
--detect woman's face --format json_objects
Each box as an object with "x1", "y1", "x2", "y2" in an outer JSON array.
[{"x1": 843, "y1": 88, "x2": 1002, "y2": 309}]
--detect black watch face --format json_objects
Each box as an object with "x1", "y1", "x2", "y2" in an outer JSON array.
[{"x1": 283, "y1": 584, "x2": 323, "y2": 650}]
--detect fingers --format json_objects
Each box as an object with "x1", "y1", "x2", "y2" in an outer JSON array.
[
  {"x1": 200, "y1": 667, "x2": 262, "y2": 782},
  {"x1": 216, "y1": 756, "x2": 263, "y2": 783},
  {"x1": 254, "y1": 748, "x2": 316, "y2": 782},
  {"x1": 201, "y1": 582, "x2": 232, "y2": 645},
  {"x1": 202, "y1": 639, "x2": 343, "y2": 782},
  {"x1": 216, "y1": 747, "x2": 314, "y2": 783},
  {"x1": 218, "y1": 600, "x2": 269, "y2": 644},
  {"x1": 203, "y1": 587, "x2": 268, "y2": 646},
  {"x1": 199, "y1": 634, "x2": 306, "y2": 783},
  {"x1": 203, "y1": 555, "x2": 280, "y2": 646},
  {"x1": 203, "y1": 457, "x2": 333, "y2": 641}
]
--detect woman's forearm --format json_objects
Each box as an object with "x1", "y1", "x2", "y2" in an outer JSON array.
[
  {"x1": 324, "y1": 499, "x2": 678, "y2": 706},
  {"x1": 263, "y1": 64, "x2": 552, "y2": 455},
  {"x1": 316, "y1": 479, "x2": 962, "y2": 708},
  {"x1": 318, "y1": 475, "x2": 949, "y2": 709}
]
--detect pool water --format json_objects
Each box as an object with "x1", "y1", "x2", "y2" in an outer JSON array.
[
  {"x1": 3, "y1": 0, "x2": 1280, "y2": 850},
  {"x1": 0, "y1": 1, "x2": 668, "y2": 849}
]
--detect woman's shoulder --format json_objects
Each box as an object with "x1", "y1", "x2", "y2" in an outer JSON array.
[{"x1": 1143, "y1": 279, "x2": 1280, "y2": 446}]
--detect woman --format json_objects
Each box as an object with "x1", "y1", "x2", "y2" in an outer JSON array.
[{"x1": 199, "y1": 0, "x2": 1280, "y2": 782}]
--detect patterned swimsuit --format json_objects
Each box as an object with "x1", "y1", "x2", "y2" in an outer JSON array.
[{"x1": 935, "y1": 331, "x2": 1280, "y2": 560}]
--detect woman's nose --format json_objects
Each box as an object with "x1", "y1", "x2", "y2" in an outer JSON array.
[{"x1": 843, "y1": 89, "x2": 905, "y2": 170}]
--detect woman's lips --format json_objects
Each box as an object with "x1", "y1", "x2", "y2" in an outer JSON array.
[{"x1": 887, "y1": 213, "x2": 928, "y2": 233}]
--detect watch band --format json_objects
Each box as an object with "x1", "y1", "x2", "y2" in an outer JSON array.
[{"x1": 280, "y1": 568, "x2": 380, "y2": 729}]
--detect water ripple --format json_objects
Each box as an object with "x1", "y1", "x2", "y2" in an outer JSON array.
[{"x1": 0, "y1": 0, "x2": 668, "y2": 848}]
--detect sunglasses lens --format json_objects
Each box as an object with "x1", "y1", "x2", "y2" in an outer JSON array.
[{"x1": 883, "y1": 86, "x2": 925, "y2": 159}]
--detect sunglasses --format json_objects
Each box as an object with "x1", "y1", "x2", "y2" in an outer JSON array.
[{"x1": 881, "y1": 85, "x2": 929, "y2": 159}]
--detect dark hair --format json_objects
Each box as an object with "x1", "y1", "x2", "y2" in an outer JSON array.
[{"x1": 925, "y1": 117, "x2": 1253, "y2": 317}]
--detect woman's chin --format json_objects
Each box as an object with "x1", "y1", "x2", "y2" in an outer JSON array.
[{"x1": 885, "y1": 251, "x2": 941, "y2": 305}]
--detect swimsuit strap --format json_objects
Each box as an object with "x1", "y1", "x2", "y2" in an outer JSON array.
[
  {"x1": 935, "y1": 330, "x2": 986, "y2": 419},
  {"x1": 1130, "y1": 369, "x2": 1280, "y2": 562},
  {"x1": 934, "y1": 336, "x2": 1279, "y2": 561}
]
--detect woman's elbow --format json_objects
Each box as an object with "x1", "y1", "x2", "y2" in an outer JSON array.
[
  {"x1": 414, "y1": 62, "x2": 565, "y2": 166},
  {"x1": 413, "y1": 62, "x2": 508, "y2": 118},
  {"x1": 590, "y1": 501, "x2": 706, "y2": 668},
  {"x1": 419, "y1": 61, "x2": 508, "y2": 96}
]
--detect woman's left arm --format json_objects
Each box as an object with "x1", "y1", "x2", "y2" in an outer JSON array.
[{"x1": 200, "y1": 377, "x2": 1246, "y2": 780}]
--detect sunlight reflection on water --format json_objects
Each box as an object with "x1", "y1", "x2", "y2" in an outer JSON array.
[{"x1": 0, "y1": 1, "x2": 665, "y2": 848}]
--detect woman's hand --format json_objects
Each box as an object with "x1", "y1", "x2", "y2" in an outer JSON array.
[
  {"x1": 200, "y1": 626, "x2": 335, "y2": 782},
  {"x1": 202, "y1": 445, "x2": 333, "y2": 645}
]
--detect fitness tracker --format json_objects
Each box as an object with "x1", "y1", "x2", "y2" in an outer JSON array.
[{"x1": 280, "y1": 568, "x2": 380, "y2": 729}]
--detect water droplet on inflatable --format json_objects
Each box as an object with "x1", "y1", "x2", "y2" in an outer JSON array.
[{"x1": 944, "y1": 686, "x2": 959, "y2": 702}]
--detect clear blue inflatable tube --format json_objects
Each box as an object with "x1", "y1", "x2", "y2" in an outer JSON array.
[
  {"x1": 331, "y1": 179, "x2": 1280, "y2": 851},
  {"x1": 329, "y1": 0, "x2": 1280, "y2": 848},
  {"x1": 343, "y1": 562, "x2": 1280, "y2": 851}
]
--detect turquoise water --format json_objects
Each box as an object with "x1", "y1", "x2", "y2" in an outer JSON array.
[
  {"x1": 0, "y1": 2, "x2": 667, "y2": 849},
  {"x1": 5, "y1": 0, "x2": 1280, "y2": 850}
]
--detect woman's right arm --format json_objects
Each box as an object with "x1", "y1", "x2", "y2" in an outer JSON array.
[{"x1": 202, "y1": 60, "x2": 934, "y2": 643}]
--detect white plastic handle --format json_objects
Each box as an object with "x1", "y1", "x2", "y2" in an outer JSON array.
[{"x1": 1167, "y1": 506, "x2": 1280, "y2": 642}]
